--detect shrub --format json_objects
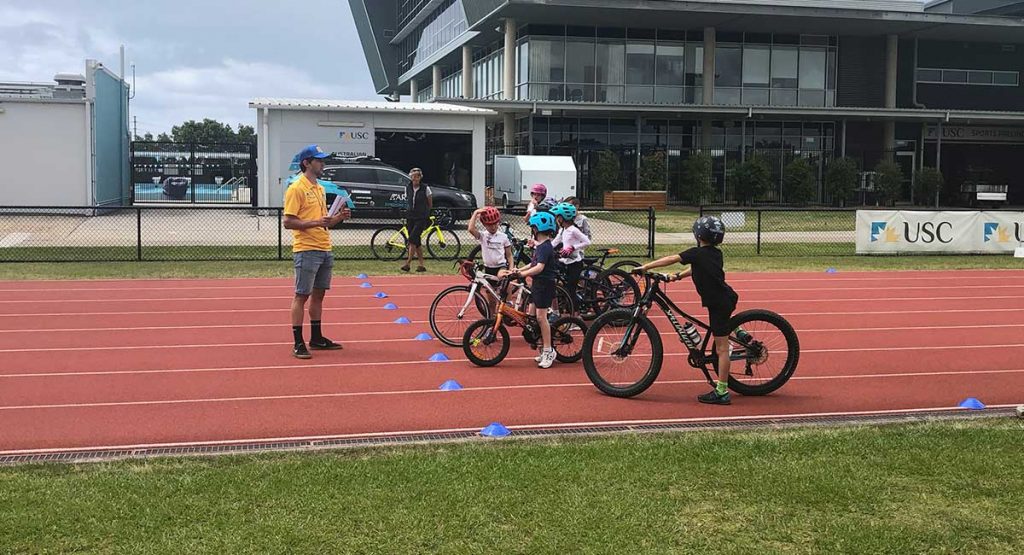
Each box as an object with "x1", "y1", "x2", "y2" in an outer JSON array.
[{"x1": 783, "y1": 157, "x2": 817, "y2": 204}]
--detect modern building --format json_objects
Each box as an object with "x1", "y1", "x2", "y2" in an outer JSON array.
[
  {"x1": 348, "y1": 0, "x2": 1024, "y2": 206},
  {"x1": 0, "y1": 60, "x2": 130, "y2": 207}
]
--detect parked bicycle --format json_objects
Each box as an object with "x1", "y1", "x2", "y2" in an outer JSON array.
[
  {"x1": 581, "y1": 271, "x2": 799, "y2": 398},
  {"x1": 562, "y1": 248, "x2": 642, "y2": 319},
  {"x1": 430, "y1": 260, "x2": 575, "y2": 347},
  {"x1": 370, "y1": 208, "x2": 461, "y2": 261},
  {"x1": 463, "y1": 275, "x2": 588, "y2": 367}
]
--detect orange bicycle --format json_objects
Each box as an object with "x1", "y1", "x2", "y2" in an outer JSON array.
[{"x1": 463, "y1": 276, "x2": 588, "y2": 367}]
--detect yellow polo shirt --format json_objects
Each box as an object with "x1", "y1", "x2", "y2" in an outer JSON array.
[{"x1": 283, "y1": 174, "x2": 331, "y2": 253}]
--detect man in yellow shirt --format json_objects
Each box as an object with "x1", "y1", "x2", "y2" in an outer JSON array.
[{"x1": 283, "y1": 144, "x2": 350, "y2": 359}]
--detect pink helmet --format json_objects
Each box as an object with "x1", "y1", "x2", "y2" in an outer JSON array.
[{"x1": 529, "y1": 183, "x2": 547, "y2": 196}]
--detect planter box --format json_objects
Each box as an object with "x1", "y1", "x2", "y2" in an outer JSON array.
[{"x1": 603, "y1": 190, "x2": 666, "y2": 210}]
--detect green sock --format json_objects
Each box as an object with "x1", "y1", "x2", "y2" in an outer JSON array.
[{"x1": 716, "y1": 381, "x2": 728, "y2": 395}]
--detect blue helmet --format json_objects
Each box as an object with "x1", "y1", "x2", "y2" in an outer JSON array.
[
  {"x1": 529, "y1": 211, "x2": 557, "y2": 234},
  {"x1": 550, "y1": 202, "x2": 577, "y2": 220},
  {"x1": 692, "y1": 215, "x2": 725, "y2": 245}
]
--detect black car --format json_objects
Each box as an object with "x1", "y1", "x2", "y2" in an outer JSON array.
[{"x1": 320, "y1": 157, "x2": 477, "y2": 220}]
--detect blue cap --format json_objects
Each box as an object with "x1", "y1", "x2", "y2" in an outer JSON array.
[{"x1": 296, "y1": 144, "x2": 330, "y2": 162}]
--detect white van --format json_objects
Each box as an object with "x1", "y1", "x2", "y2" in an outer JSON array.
[{"x1": 493, "y1": 155, "x2": 577, "y2": 206}]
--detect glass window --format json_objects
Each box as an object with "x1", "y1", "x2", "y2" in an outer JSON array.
[
  {"x1": 917, "y1": 68, "x2": 941, "y2": 82},
  {"x1": 656, "y1": 44, "x2": 686, "y2": 86},
  {"x1": 626, "y1": 85, "x2": 654, "y2": 103},
  {"x1": 742, "y1": 89, "x2": 769, "y2": 105},
  {"x1": 994, "y1": 71, "x2": 1019, "y2": 86},
  {"x1": 715, "y1": 47, "x2": 742, "y2": 87},
  {"x1": 771, "y1": 89, "x2": 798, "y2": 106},
  {"x1": 596, "y1": 41, "x2": 625, "y2": 84},
  {"x1": 685, "y1": 44, "x2": 703, "y2": 87},
  {"x1": 597, "y1": 85, "x2": 623, "y2": 102},
  {"x1": 566, "y1": 39, "x2": 596, "y2": 84},
  {"x1": 742, "y1": 46, "x2": 770, "y2": 86},
  {"x1": 798, "y1": 89, "x2": 825, "y2": 107},
  {"x1": 655, "y1": 87, "x2": 684, "y2": 104},
  {"x1": 714, "y1": 87, "x2": 741, "y2": 105},
  {"x1": 771, "y1": 47, "x2": 798, "y2": 89},
  {"x1": 944, "y1": 70, "x2": 967, "y2": 83},
  {"x1": 517, "y1": 42, "x2": 529, "y2": 85},
  {"x1": 968, "y1": 71, "x2": 993, "y2": 85},
  {"x1": 799, "y1": 48, "x2": 826, "y2": 89},
  {"x1": 346, "y1": 167, "x2": 379, "y2": 184},
  {"x1": 375, "y1": 169, "x2": 408, "y2": 186},
  {"x1": 565, "y1": 84, "x2": 595, "y2": 102},
  {"x1": 626, "y1": 42, "x2": 655, "y2": 84},
  {"x1": 530, "y1": 39, "x2": 565, "y2": 83}
]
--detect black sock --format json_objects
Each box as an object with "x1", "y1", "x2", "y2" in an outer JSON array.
[
  {"x1": 311, "y1": 320, "x2": 323, "y2": 341},
  {"x1": 293, "y1": 325, "x2": 304, "y2": 346}
]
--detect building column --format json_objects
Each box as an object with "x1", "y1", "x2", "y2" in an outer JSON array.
[
  {"x1": 462, "y1": 45, "x2": 474, "y2": 99},
  {"x1": 432, "y1": 65, "x2": 442, "y2": 99},
  {"x1": 883, "y1": 34, "x2": 898, "y2": 154},
  {"x1": 409, "y1": 78, "x2": 418, "y2": 103},
  {"x1": 701, "y1": 27, "x2": 716, "y2": 148},
  {"x1": 503, "y1": 18, "x2": 516, "y2": 100}
]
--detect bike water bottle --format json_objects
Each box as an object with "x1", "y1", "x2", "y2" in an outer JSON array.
[
  {"x1": 735, "y1": 327, "x2": 752, "y2": 343},
  {"x1": 682, "y1": 322, "x2": 701, "y2": 349}
]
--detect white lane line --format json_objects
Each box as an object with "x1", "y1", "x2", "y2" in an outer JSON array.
[
  {"x1": 2, "y1": 402, "x2": 1019, "y2": 456},
  {"x1": 0, "y1": 337, "x2": 431, "y2": 353},
  {"x1": 0, "y1": 369, "x2": 1019, "y2": 410}
]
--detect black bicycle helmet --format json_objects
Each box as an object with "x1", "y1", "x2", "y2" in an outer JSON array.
[{"x1": 692, "y1": 215, "x2": 726, "y2": 245}]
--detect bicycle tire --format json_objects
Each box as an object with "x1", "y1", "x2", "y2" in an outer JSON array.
[
  {"x1": 429, "y1": 285, "x2": 491, "y2": 347},
  {"x1": 708, "y1": 309, "x2": 800, "y2": 396},
  {"x1": 466, "y1": 245, "x2": 481, "y2": 262},
  {"x1": 609, "y1": 260, "x2": 641, "y2": 272},
  {"x1": 463, "y1": 319, "x2": 510, "y2": 367},
  {"x1": 551, "y1": 316, "x2": 587, "y2": 363},
  {"x1": 427, "y1": 228, "x2": 462, "y2": 260},
  {"x1": 582, "y1": 309, "x2": 664, "y2": 398},
  {"x1": 370, "y1": 226, "x2": 407, "y2": 261},
  {"x1": 595, "y1": 267, "x2": 641, "y2": 312}
]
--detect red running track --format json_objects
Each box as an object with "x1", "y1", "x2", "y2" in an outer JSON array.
[{"x1": 1, "y1": 269, "x2": 1023, "y2": 455}]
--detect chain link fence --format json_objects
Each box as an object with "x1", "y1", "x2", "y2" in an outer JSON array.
[
  {"x1": 697, "y1": 207, "x2": 856, "y2": 257},
  {"x1": 0, "y1": 206, "x2": 654, "y2": 263}
]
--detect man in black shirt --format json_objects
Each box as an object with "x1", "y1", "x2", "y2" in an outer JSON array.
[
  {"x1": 401, "y1": 168, "x2": 432, "y2": 272},
  {"x1": 635, "y1": 215, "x2": 737, "y2": 405}
]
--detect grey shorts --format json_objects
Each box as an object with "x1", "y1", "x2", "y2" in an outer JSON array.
[{"x1": 294, "y1": 250, "x2": 333, "y2": 295}]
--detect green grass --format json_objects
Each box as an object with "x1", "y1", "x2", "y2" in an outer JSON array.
[
  {"x1": 1, "y1": 420, "x2": 1022, "y2": 553},
  {"x1": 595, "y1": 208, "x2": 855, "y2": 234}
]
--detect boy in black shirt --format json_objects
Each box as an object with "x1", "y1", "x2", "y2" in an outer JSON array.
[{"x1": 635, "y1": 216, "x2": 737, "y2": 405}]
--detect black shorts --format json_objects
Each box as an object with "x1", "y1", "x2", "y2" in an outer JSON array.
[
  {"x1": 530, "y1": 278, "x2": 556, "y2": 309},
  {"x1": 406, "y1": 218, "x2": 428, "y2": 247},
  {"x1": 484, "y1": 265, "x2": 505, "y2": 277},
  {"x1": 707, "y1": 302, "x2": 737, "y2": 337}
]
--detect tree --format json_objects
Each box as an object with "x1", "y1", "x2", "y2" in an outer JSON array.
[
  {"x1": 874, "y1": 160, "x2": 904, "y2": 206},
  {"x1": 639, "y1": 150, "x2": 667, "y2": 191},
  {"x1": 591, "y1": 150, "x2": 622, "y2": 198},
  {"x1": 914, "y1": 166, "x2": 944, "y2": 207},
  {"x1": 156, "y1": 132, "x2": 172, "y2": 142},
  {"x1": 236, "y1": 124, "x2": 256, "y2": 143},
  {"x1": 681, "y1": 151, "x2": 713, "y2": 205},
  {"x1": 732, "y1": 155, "x2": 771, "y2": 205},
  {"x1": 167, "y1": 119, "x2": 257, "y2": 144},
  {"x1": 133, "y1": 132, "x2": 154, "y2": 141},
  {"x1": 783, "y1": 157, "x2": 817, "y2": 205},
  {"x1": 824, "y1": 157, "x2": 859, "y2": 207}
]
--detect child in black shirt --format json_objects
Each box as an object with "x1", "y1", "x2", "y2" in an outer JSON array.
[
  {"x1": 635, "y1": 215, "x2": 737, "y2": 405},
  {"x1": 504, "y1": 211, "x2": 560, "y2": 369}
]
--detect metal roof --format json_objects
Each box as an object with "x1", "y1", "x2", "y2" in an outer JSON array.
[{"x1": 249, "y1": 98, "x2": 495, "y2": 115}]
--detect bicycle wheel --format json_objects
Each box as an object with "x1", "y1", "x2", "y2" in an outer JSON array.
[
  {"x1": 609, "y1": 260, "x2": 641, "y2": 272},
  {"x1": 595, "y1": 268, "x2": 641, "y2": 312},
  {"x1": 551, "y1": 316, "x2": 587, "y2": 363},
  {"x1": 370, "y1": 226, "x2": 407, "y2": 261},
  {"x1": 463, "y1": 319, "x2": 510, "y2": 367},
  {"x1": 582, "y1": 309, "x2": 663, "y2": 398},
  {"x1": 465, "y1": 245, "x2": 481, "y2": 262},
  {"x1": 429, "y1": 285, "x2": 491, "y2": 347},
  {"x1": 427, "y1": 228, "x2": 462, "y2": 260},
  {"x1": 714, "y1": 309, "x2": 800, "y2": 396}
]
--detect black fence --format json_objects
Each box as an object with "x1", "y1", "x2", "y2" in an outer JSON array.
[
  {"x1": 131, "y1": 142, "x2": 257, "y2": 206},
  {"x1": 0, "y1": 206, "x2": 654, "y2": 263},
  {"x1": 697, "y1": 206, "x2": 857, "y2": 257}
]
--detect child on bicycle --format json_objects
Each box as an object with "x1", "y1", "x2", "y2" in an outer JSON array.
[
  {"x1": 563, "y1": 196, "x2": 592, "y2": 240},
  {"x1": 503, "y1": 211, "x2": 560, "y2": 369},
  {"x1": 634, "y1": 215, "x2": 738, "y2": 405},
  {"x1": 468, "y1": 206, "x2": 514, "y2": 277},
  {"x1": 550, "y1": 202, "x2": 590, "y2": 315}
]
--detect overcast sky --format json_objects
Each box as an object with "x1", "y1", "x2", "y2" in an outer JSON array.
[{"x1": 0, "y1": 0, "x2": 378, "y2": 136}]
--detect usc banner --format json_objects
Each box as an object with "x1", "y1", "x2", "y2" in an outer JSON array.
[{"x1": 855, "y1": 210, "x2": 1024, "y2": 254}]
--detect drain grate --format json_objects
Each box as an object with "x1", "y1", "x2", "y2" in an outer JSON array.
[{"x1": 0, "y1": 408, "x2": 1014, "y2": 466}]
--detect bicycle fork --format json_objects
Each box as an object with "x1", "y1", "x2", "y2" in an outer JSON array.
[{"x1": 456, "y1": 282, "x2": 480, "y2": 320}]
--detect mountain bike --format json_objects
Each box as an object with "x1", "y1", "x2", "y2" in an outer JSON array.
[
  {"x1": 561, "y1": 248, "x2": 642, "y2": 319},
  {"x1": 463, "y1": 276, "x2": 587, "y2": 367},
  {"x1": 370, "y1": 208, "x2": 461, "y2": 261},
  {"x1": 581, "y1": 271, "x2": 799, "y2": 398},
  {"x1": 429, "y1": 261, "x2": 575, "y2": 347}
]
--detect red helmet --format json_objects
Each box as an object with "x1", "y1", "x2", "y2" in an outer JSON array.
[
  {"x1": 529, "y1": 183, "x2": 547, "y2": 196},
  {"x1": 480, "y1": 206, "x2": 501, "y2": 225}
]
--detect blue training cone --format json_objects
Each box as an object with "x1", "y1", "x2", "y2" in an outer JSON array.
[
  {"x1": 428, "y1": 352, "x2": 450, "y2": 362},
  {"x1": 958, "y1": 397, "x2": 985, "y2": 410},
  {"x1": 439, "y1": 379, "x2": 463, "y2": 391},
  {"x1": 374, "y1": 292, "x2": 389, "y2": 299},
  {"x1": 414, "y1": 332, "x2": 433, "y2": 341},
  {"x1": 383, "y1": 303, "x2": 398, "y2": 310},
  {"x1": 360, "y1": 282, "x2": 373, "y2": 288},
  {"x1": 393, "y1": 316, "x2": 411, "y2": 324},
  {"x1": 480, "y1": 422, "x2": 511, "y2": 437},
  {"x1": 356, "y1": 273, "x2": 368, "y2": 279},
  {"x1": 825, "y1": 267, "x2": 838, "y2": 274}
]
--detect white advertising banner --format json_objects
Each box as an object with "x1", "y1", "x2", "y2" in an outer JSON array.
[{"x1": 856, "y1": 210, "x2": 1024, "y2": 254}]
